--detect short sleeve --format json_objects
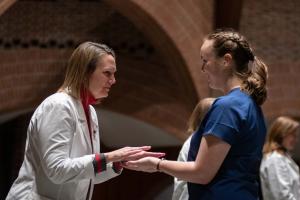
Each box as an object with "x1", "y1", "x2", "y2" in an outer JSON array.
[{"x1": 203, "y1": 99, "x2": 242, "y2": 145}]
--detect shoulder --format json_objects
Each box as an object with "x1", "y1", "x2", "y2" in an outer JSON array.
[
  {"x1": 262, "y1": 151, "x2": 286, "y2": 165},
  {"x1": 261, "y1": 151, "x2": 295, "y2": 177},
  {"x1": 212, "y1": 89, "x2": 254, "y2": 117},
  {"x1": 37, "y1": 92, "x2": 78, "y2": 113},
  {"x1": 216, "y1": 89, "x2": 252, "y2": 106}
]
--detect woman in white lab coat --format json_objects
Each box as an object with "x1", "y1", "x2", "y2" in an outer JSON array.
[
  {"x1": 6, "y1": 42, "x2": 164, "y2": 200},
  {"x1": 172, "y1": 98, "x2": 215, "y2": 200},
  {"x1": 260, "y1": 116, "x2": 300, "y2": 200}
]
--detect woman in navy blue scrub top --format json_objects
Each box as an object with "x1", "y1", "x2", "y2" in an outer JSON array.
[{"x1": 124, "y1": 29, "x2": 268, "y2": 200}]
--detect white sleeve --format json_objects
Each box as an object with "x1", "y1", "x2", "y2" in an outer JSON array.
[
  {"x1": 35, "y1": 102, "x2": 95, "y2": 184},
  {"x1": 89, "y1": 106, "x2": 122, "y2": 184},
  {"x1": 177, "y1": 136, "x2": 191, "y2": 162},
  {"x1": 93, "y1": 162, "x2": 121, "y2": 184},
  {"x1": 264, "y1": 156, "x2": 297, "y2": 200},
  {"x1": 172, "y1": 136, "x2": 191, "y2": 200}
]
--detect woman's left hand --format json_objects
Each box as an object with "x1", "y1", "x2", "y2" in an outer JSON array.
[{"x1": 123, "y1": 157, "x2": 161, "y2": 173}]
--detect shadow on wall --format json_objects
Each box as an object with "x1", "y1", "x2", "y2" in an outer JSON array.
[{"x1": 0, "y1": 112, "x2": 32, "y2": 199}]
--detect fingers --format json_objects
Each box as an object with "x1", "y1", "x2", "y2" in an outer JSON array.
[
  {"x1": 123, "y1": 146, "x2": 151, "y2": 151},
  {"x1": 143, "y1": 152, "x2": 165, "y2": 158},
  {"x1": 117, "y1": 146, "x2": 153, "y2": 161},
  {"x1": 126, "y1": 151, "x2": 165, "y2": 161},
  {"x1": 107, "y1": 146, "x2": 155, "y2": 162},
  {"x1": 139, "y1": 146, "x2": 151, "y2": 151},
  {"x1": 122, "y1": 158, "x2": 158, "y2": 173}
]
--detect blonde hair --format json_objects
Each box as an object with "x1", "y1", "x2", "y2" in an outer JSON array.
[
  {"x1": 186, "y1": 98, "x2": 216, "y2": 135},
  {"x1": 263, "y1": 116, "x2": 299, "y2": 154},
  {"x1": 60, "y1": 41, "x2": 115, "y2": 99}
]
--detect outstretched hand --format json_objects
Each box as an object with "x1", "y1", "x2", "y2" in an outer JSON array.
[
  {"x1": 105, "y1": 146, "x2": 165, "y2": 163},
  {"x1": 123, "y1": 157, "x2": 161, "y2": 173}
]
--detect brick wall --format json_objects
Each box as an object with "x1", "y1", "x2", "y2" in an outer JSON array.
[
  {"x1": 0, "y1": 0, "x2": 213, "y2": 139},
  {"x1": 240, "y1": 0, "x2": 300, "y2": 120}
]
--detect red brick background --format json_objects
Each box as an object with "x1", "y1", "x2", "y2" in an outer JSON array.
[{"x1": 1, "y1": 0, "x2": 300, "y2": 199}]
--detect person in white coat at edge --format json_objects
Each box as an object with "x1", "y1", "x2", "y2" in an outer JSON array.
[
  {"x1": 6, "y1": 42, "x2": 165, "y2": 200},
  {"x1": 172, "y1": 98, "x2": 215, "y2": 200},
  {"x1": 260, "y1": 116, "x2": 300, "y2": 200}
]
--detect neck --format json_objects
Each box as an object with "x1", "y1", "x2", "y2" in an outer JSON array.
[
  {"x1": 223, "y1": 76, "x2": 242, "y2": 94},
  {"x1": 80, "y1": 89, "x2": 97, "y2": 106}
]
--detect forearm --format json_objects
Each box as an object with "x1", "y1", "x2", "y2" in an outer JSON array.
[
  {"x1": 158, "y1": 160, "x2": 210, "y2": 184},
  {"x1": 43, "y1": 155, "x2": 95, "y2": 184}
]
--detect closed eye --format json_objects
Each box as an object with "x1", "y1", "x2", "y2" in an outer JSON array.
[{"x1": 104, "y1": 71, "x2": 112, "y2": 76}]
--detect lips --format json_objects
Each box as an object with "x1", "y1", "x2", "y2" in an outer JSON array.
[{"x1": 104, "y1": 87, "x2": 110, "y2": 92}]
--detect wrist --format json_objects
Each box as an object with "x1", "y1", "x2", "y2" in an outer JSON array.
[
  {"x1": 93, "y1": 153, "x2": 107, "y2": 174},
  {"x1": 156, "y1": 158, "x2": 165, "y2": 172},
  {"x1": 104, "y1": 152, "x2": 113, "y2": 163}
]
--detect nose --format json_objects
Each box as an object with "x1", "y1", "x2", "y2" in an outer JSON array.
[{"x1": 109, "y1": 75, "x2": 116, "y2": 85}]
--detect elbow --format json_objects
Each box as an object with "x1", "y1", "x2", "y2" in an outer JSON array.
[
  {"x1": 47, "y1": 166, "x2": 67, "y2": 184},
  {"x1": 200, "y1": 176, "x2": 213, "y2": 185},
  {"x1": 193, "y1": 176, "x2": 213, "y2": 185},
  {"x1": 49, "y1": 175, "x2": 64, "y2": 185},
  {"x1": 192, "y1": 170, "x2": 215, "y2": 185},
  {"x1": 45, "y1": 159, "x2": 71, "y2": 184},
  {"x1": 191, "y1": 163, "x2": 217, "y2": 185}
]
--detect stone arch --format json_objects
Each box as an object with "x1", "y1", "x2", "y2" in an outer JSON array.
[
  {"x1": 0, "y1": 0, "x2": 214, "y2": 140},
  {"x1": 0, "y1": 0, "x2": 16, "y2": 16},
  {"x1": 106, "y1": 0, "x2": 214, "y2": 100}
]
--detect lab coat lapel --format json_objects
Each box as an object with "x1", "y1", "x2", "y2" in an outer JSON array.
[
  {"x1": 89, "y1": 106, "x2": 99, "y2": 152},
  {"x1": 76, "y1": 100, "x2": 93, "y2": 153}
]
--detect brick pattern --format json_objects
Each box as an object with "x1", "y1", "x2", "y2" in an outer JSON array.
[
  {"x1": 0, "y1": 49, "x2": 70, "y2": 113},
  {"x1": 0, "y1": 0, "x2": 215, "y2": 140},
  {"x1": 240, "y1": 0, "x2": 300, "y2": 120},
  {"x1": 0, "y1": 49, "x2": 70, "y2": 112},
  {"x1": 107, "y1": 0, "x2": 214, "y2": 99},
  {"x1": 0, "y1": 1, "x2": 159, "y2": 63}
]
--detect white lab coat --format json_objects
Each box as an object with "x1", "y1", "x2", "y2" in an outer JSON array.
[
  {"x1": 260, "y1": 151, "x2": 300, "y2": 200},
  {"x1": 6, "y1": 92, "x2": 120, "y2": 200},
  {"x1": 172, "y1": 136, "x2": 191, "y2": 200}
]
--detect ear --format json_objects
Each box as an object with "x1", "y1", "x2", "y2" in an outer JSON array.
[{"x1": 223, "y1": 53, "x2": 233, "y2": 67}]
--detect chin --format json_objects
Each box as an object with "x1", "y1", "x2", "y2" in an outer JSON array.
[{"x1": 97, "y1": 93, "x2": 108, "y2": 99}]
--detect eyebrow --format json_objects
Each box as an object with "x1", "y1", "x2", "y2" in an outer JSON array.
[{"x1": 103, "y1": 66, "x2": 117, "y2": 72}]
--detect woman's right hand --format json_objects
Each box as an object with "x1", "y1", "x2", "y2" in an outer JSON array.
[{"x1": 104, "y1": 146, "x2": 165, "y2": 163}]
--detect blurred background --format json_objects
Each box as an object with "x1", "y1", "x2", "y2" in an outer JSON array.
[{"x1": 0, "y1": 0, "x2": 300, "y2": 199}]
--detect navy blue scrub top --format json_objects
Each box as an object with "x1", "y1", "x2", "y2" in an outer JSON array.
[{"x1": 188, "y1": 88, "x2": 266, "y2": 200}]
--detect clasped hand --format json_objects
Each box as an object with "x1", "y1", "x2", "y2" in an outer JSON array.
[
  {"x1": 105, "y1": 146, "x2": 164, "y2": 167},
  {"x1": 123, "y1": 157, "x2": 162, "y2": 173}
]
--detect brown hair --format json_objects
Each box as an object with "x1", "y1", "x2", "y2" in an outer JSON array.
[
  {"x1": 60, "y1": 41, "x2": 115, "y2": 99},
  {"x1": 207, "y1": 29, "x2": 268, "y2": 105},
  {"x1": 263, "y1": 116, "x2": 299, "y2": 154},
  {"x1": 186, "y1": 98, "x2": 216, "y2": 135}
]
